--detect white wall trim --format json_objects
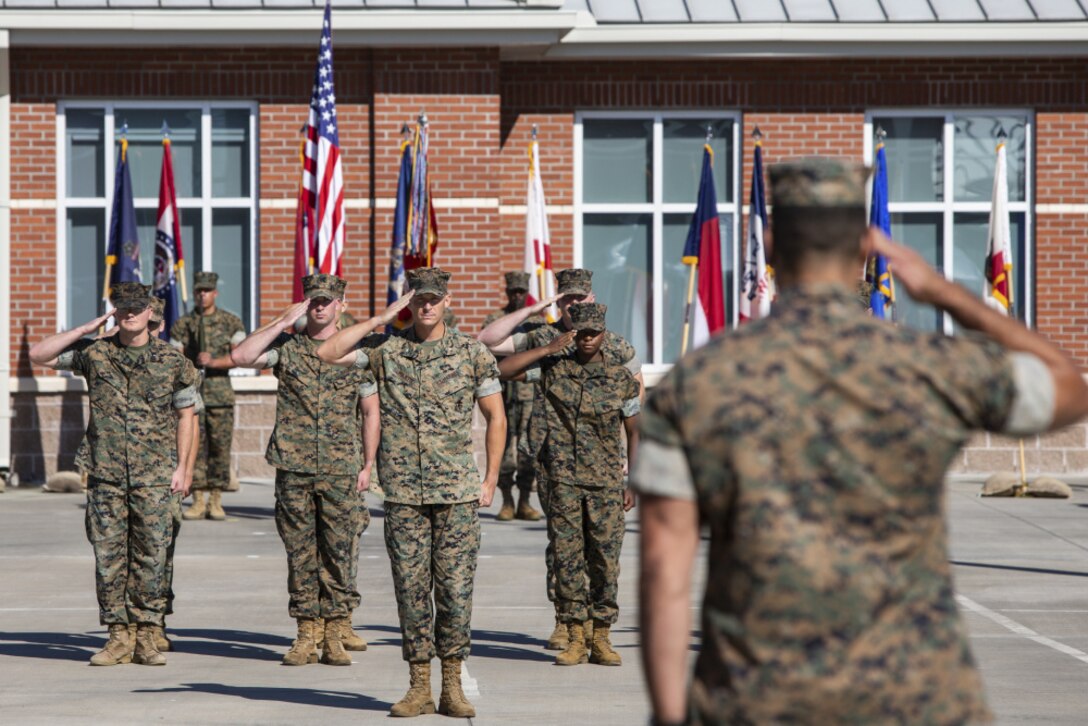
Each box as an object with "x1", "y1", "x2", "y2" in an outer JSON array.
[{"x1": 1036, "y1": 204, "x2": 1088, "y2": 215}]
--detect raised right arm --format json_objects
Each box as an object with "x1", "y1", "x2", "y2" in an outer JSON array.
[
  {"x1": 477, "y1": 294, "x2": 561, "y2": 351},
  {"x1": 231, "y1": 300, "x2": 310, "y2": 368},
  {"x1": 29, "y1": 311, "x2": 113, "y2": 368},
  {"x1": 316, "y1": 292, "x2": 415, "y2": 367}
]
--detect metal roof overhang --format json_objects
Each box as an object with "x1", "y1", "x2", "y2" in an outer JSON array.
[{"x1": 1, "y1": 11, "x2": 1086, "y2": 58}]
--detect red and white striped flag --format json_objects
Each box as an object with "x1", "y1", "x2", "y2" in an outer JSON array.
[
  {"x1": 525, "y1": 137, "x2": 557, "y2": 322},
  {"x1": 984, "y1": 138, "x2": 1013, "y2": 315},
  {"x1": 303, "y1": 0, "x2": 344, "y2": 277}
]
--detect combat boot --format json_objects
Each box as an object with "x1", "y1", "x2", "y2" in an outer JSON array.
[
  {"x1": 282, "y1": 618, "x2": 318, "y2": 666},
  {"x1": 314, "y1": 617, "x2": 324, "y2": 649},
  {"x1": 320, "y1": 617, "x2": 352, "y2": 666},
  {"x1": 584, "y1": 619, "x2": 594, "y2": 643},
  {"x1": 182, "y1": 491, "x2": 207, "y2": 520},
  {"x1": 207, "y1": 489, "x2": 226, "y2": 521},
  {"x1": 153, "y1": 624, "x2": 172, "y2": 652},
  {"x1": 89, "y1": 623, "x2": 133, "y2": 666},
  {"x1": 555, "y1": 622, "x2": 588, "y2": 666},
  {"x1": 545, "y1": 619, "x2": 568, "y2": 651},
  {"x1": 390, "y1": 661, "x2": 436, "y2": 717},
  {"x1": 132, "y1": 624, "x2": 167, "y2": 666},
  {"x1": 337, "y1": 617, "x2": 368, "y2": 651},
  {"x1": 589, "y1": 620, "x2": 622, "y2": 666},
  {"x1": 496, "y1": 489, "x2": 515, "y2": 521},
  {"x1": 438, "y1": 658, "x2": 476, "y2": 718},
  {"x1": 515, "y1": 491, "x2": 542, "y2": 521}
]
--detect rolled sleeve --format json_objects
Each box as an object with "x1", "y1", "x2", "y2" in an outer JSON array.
[
  {"x1": 629, "y1": 439, "x2": 696, "y2": 501},
  {"x1": 1003, "y1": 352, "x2": 1056, "y2": 436},
  {"x1": 624, "y1": 354, "x2": 643, "y2": 375},
  {"x1": 510, "y1": 331, "x2": 529, "y2": 353},
  {"x1": 264, "y1": 347, "x2": 280, "y2": 368},
  {"x1": 173, "y1": 384, "x2": 200, "y2": 410},
  {"x1": 353, "y1": 349, "x2": 370, "y2": 370},
  {"x1": 54, "y1": 350, "x2": 79, "y2": 372},
  {"x1": 230, "y1": 330, "x2": 246, "y2": 346},
  {"x1": 472, "y1": 341, "x2": 502, "y2": 399},
  {"x1": 524, "y1": 365, "x2": 542, "y2": 383},
  {"x1": 360, "y1": 379, "x2": 378, "y2": 398},
  {"x1": 622, "y1": 396, "x2": 641, "y2": 418}
]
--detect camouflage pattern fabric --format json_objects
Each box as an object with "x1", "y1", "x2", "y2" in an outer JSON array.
[
  {"x1": 384, "y1": 502, "x2": 480, "y2": 662},
  {"x1": 274, "y1": 471, "x2": 365, "y2": 619},
  {"x1": 348, "y1": 501, "x2": 372, "y2": 612},
  {"x1": 191, "y1": 406, "x2": 234, "y2": 491},
  {"x1": 769, "y1": 158, "x2": 868, "y2": 208},
  {"x1": 56, "y1": 337, "x2": 200, "y2": 487},
  {"x1": 164, "y1": 493, "x2": 183, "y2": 616},
  {"x1": 354, "y1": 328, "x2": 500, "y2": 505},
  {"x1": 485, "y1": 308, "x2": 546, "y2": 494},
  {"x1": 636, "y1": 284, "x2": 1018, "y2": 725},
  {"x1": 549, "y1": 482, "x2": 625, "y2": 625},
  {"x1": 264, "y1": 333, "x2": 376, "y2": 476},
  {"x1": 85, "y1": 478, "x2": 174, "y2": 626},
  {"x1": 170, "y1": 307, "x2": 246, "y2": 407}
]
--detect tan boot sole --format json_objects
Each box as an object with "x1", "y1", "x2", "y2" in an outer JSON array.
[
  {"x1": 555, "y1": 654, "x2": 588, "y2": 666},
  {"x1": 438, "y1": 702, "x2": 476, "y2": 718},
  {"x1": 589, "y1": 654, "x2": 622, "y2": 666},
  {"x1": 132, "y1": 653, "x2": 166, "y2": 666},
  {"x1": 282, "y1": 652, "x2": 319, "y2": 665},
  {"x1": 89, "y1": 653, "x2": 132, "y2": 666},
  {"x1": 390, "y1": 700, "x2": 436, "y2": 717}
]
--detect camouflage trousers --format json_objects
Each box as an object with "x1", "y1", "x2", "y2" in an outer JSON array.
[
  {"x1": 537, "y1": 475, "x2": 558, "y2": 606},
  {"x1": 85, "y1": 478, "x2": 173, "y2": 626},
  {"x1": 274, "y1": 471, "x2": 365, "y2": 619},
  {"x1": 549, "y1": 483, "x2": 625, "y2": 625},
  {"x1": 499, "y1": 395, "x2": 535, "y2": 495},
  {"x1": 384, "y1": 501, "x2": 480, "y2": 662},
  {"x1": 192, "y1": 406, "x2": 234, "y2": 491},
  {"x1": 164, "y1": 493, "x2": 183, "y2": 616},
  {"x1": 348, "y1": 503, "x2": 372, "y2": 612}
]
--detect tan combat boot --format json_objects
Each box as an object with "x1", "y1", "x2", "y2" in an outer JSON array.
[
  {"x1": 207, "y1": 489, "x2": 226, "y2": 521},
  {"x1": 132, "y1": 624, "x2": 167, "y2": 666},
  {"x1": 153, "y1": 624, "x2": 172, "y2": 652},
  {"x1": 515, "y1": 491, "x2": 542, "y2": 521},
  {"x1": 337, "y1": 618, "x2": 367, "y2": 651},
  {"x1": 495, "y1": 489, "x2": 515, "y2": 521},
  {"x1": 438, "y1": 658, "x2": 476, "y2": 718},
  {"x1": 89, "y1": 623, "x2": 134, "y2": 666},
  {"x1": 545, "y1": 619, "x2": 568, "y2": 651},
  {"x1": 589, "y1": 620, "x2": 622, "y2": 666},
  {"x1": 182, "y1": 491, "x2": 207, "y2": 520},
  {"x1": 390, "y1": 661, "x2": 436, "y2": 717},
  {"x1": 282, "y1": 618, "x2": 318, "y2": 666},
  {"x1": 320, "y1": 617, "x2": 352, "y2": 666},
  {"x1": 584, "y1": 619, "x2": 594, "y2": 643},
  {"x1": 314, "y1": 617, "x2": 324, "y2": 649},
  {"x1": 555, "y1": 622, "x2": 588, "y2": 666}
]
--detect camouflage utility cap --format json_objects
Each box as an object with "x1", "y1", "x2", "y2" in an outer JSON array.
[
  {"x1": 504, "y1": 271, "x2": 530, "y2": 291},
  {"x1": 111, "y1": 282, "x2": 152, "y2": 310},
  {"x1": 569, "y1": 302, "x2": 607, "y2": 332},
  {"x1": 302, "y1": 273, "x2": 347, "y2": 301},
  {"x1": 408, "y1": 267, "x2": 451, "y2": 297},
  {"x1": 769, "y1": 158, "x2": 868, "y2": 208},
  {"x1": 149, "y1": 297, "x2": 165, "y2": 324},
  {"x1": 194, "y1": 271, "x2": 219, "y2": 291},
  {"x1": 556, "y1": 268, "x2": 592, "y2": 296}
]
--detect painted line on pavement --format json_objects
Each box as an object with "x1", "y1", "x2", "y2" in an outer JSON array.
[
  {"x1": 957, "y1": 595, "x2": 1088, "y2": 665},
  {"x1": 461, "y1": 661, "x2": 480, "y2": 698}
]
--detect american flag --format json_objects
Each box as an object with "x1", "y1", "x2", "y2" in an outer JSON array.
[{"x1": 304, "y1": 0, "x2": 344, "y2": 277}]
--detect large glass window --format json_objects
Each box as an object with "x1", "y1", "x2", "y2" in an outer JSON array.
[
  {"x1": 577, "y1": 114, "x2": 739, "y2": 370},
  {"x1": 868, "y1": 112, "x2": 1032, "y2": 333},
  {"x1": 59, "y1": 103, "x2": 257, "y2": 330}
]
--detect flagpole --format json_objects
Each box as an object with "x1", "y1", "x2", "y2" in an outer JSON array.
[
  {"x1": 162, "y1": 122, "x2": 188, "y2": 304},
  {"x1": 529, "y1": 125, "x2": 548, "y2": 308},
  {"x1": 681, "y1": 127, "x2": 714, "y2": 356}
]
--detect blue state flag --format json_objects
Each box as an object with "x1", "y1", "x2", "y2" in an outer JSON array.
[
  {"x1": 105, "y1": 135, "x2": 142, "y2": 307},
  {"x1": 387, "y1": 138, "x2": 412, "y2": 330},
  {"x1": 867, "y1": 142, "x2": 894, "y2": 319}
]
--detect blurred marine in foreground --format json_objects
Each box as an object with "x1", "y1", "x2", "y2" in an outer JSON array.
[{"x1": 632, "y1": 158, "x2": 1088, "y2": 725}]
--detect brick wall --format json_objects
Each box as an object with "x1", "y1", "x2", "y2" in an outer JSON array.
[{"x1": 6, "y1": 49, "x2": 1088, "y2": 482}]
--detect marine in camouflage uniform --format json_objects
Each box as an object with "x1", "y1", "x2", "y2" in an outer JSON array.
[
  {"x1": 631, "y1": 158, "x2": 1075, "y2": 725},
  {"x1": 31, "y1": 282, "x2": 200, "y2": 667},
  {"x1": 317, "y1": 267, "x2": 505, "y2": 719},
  {"x1": 483, "y1": 270, "x2": 546, "y2": 521},
  {"x1": 234, "y1": 274, "x2": 377, "y2": 667},
  {"x1": 169, "y1": 271, "x2": 246, "y2": 521},
  {"x1": 499, "y1": 302, "x2": 640, "y2": 667},
  {"x1": 480, "y1": 266, "x2": 642, "y2": 650}
]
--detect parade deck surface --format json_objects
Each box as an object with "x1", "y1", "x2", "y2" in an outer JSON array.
[{"x1": 1, "y1": 479, "x2": 1086, "y2": 724}]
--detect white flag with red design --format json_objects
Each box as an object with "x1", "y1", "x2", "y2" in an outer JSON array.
[
  {"x1": 525, "y1": 139, "x2": 557, "y2": 322},
  {"x1": 984, "y1": 141, "x2": 1012, "y2": 315}
]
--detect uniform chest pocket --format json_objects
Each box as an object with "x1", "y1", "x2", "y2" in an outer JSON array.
[
  {"x1": 146, "y1": 390, "x2": 174, "y2": 412},
  {"x1": 546, "y1": 377, "x2": 584, "y2": 412},
  {"x1": 436, "y1": 374, "x2": 472, "y2": 416}
]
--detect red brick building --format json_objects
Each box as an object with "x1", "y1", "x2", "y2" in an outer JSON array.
[{"x1": 2, "y1": 0, "x2": 1087, "y2": 484}]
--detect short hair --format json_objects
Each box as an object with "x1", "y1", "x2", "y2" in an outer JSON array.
[{"x1": 769, "y1": 206, "x2": 867, "y2": 276}]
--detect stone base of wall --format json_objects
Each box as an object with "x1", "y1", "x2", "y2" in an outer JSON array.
[{"x1": 9, "y1": 384, "x2": 1088, "y2": 485}]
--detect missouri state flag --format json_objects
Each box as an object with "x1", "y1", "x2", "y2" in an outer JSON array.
[
  {"x1": 681, "y1": 144, "x2": 725, "y2": 349},
  {"x1": 153, "y1": 132, "x2": 185, "y2": 339}
]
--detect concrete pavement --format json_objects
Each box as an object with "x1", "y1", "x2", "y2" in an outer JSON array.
[{"x1": 0, "y1": 479, "x2": 1086, "y2": 724}]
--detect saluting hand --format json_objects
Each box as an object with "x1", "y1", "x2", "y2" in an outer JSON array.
[
  {"x1": 280, "y1": 300, "x2": 311, "y2": 327},
  {"x1": 376, "y1": 290, "x2": 415, "y2": 325},
  {"x1": 81, "y1": 310, "x2": 114, "y2": 336},
  {"x1": 864, "y1": 228, "x2": 945, "y2": 305},
  {"x1": 531, "y1": 293, "x2": 562, "y2": 313},
  {"x1": 546, "y1": 330, "x2": 576, "y2": 355}
]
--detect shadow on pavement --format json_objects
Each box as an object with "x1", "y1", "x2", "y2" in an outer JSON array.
[
  {"x1": 134, "y1": 683, "x2": 390, "y2": 712},
  {"x1": 168, "y1": 628, "x2": 290, "y2": 661},
  {"x1": 0, "y1": 631, "x2": 101, "y2": 662},
  {"x1": 216, "y1": 506, "x2": 274, "y2": 520},
  {"x1": 950, "y1": 560, "x2": 1088, "y2": 578},
  {"x1": 469, "y1": 628, "x2": 553, "y2": 662}
]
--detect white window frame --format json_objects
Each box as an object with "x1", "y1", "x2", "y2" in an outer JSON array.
[
  {"x1": 56, "y1": 100, "x2": 259, "y2": 331},
  {"x1": 573, "y1": 110, "x2": 742, "y2": 374},
  {"x1": 863, "y1": 109, "x2": 1034, "y2": 334}
]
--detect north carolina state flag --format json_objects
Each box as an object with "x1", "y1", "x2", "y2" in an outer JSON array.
[{"x1": 681, "y1": 145, "x2": 725, "y2": 349}]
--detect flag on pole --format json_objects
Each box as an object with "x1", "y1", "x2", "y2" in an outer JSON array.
[
  {"x1": 867, "y1": 139, "x2": 895, "y2": 319},
  {"x1": 303, "y1": 0, "x2": 344, "y2": 277},
  {"x1": 405, "y1": 118, "x2": 439, "y2": 271},
  {"x1": 153, "y1": 128, "x2": 185, "y2": 339},
  {"x1": 103, "y1": 127, "x2": 142, "y2": 309},
  {"x1": 386, "y1": 133, "x2": 413, "y2": 330},
  {"x1": 681, "y1": 144, "x2": 725, "y2": 350},
  {"x1": 739, "y1": 136, "x2": 772, "y2": 323},
  {"x1": 526, "y1": 135, "x2": 557, "y2": 322},
  {"x1": 985, "y1": 136, "x2": 1013, "y2": 315},
  {"x1": 293, "y1": 131, "x2": 315, "y2": 303}
]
